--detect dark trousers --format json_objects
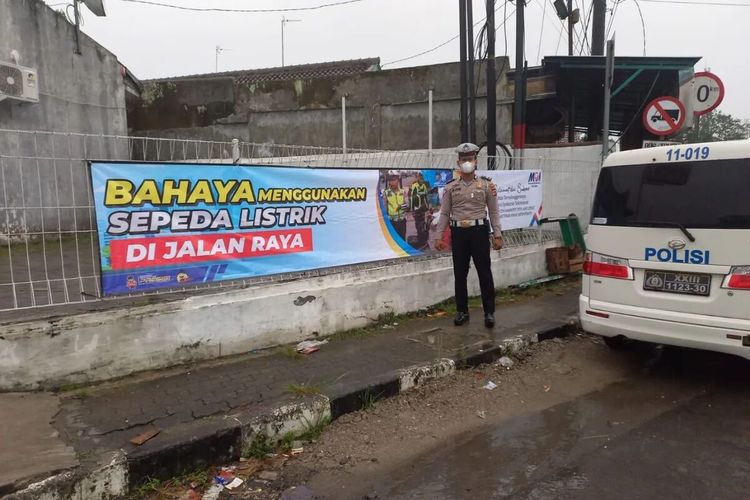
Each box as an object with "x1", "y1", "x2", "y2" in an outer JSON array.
[
  {"x1": 451, "y1": 225, "x2": 495, "y2": 314},
  {"x1": 414, "y1": 209, "x2": 428, "y2": 245},
  {"x1": 391, "y1": 219, "x2": 407, "y2": 240}
]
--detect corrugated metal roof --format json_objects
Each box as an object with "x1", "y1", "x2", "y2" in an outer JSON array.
[{"x1": 147, "y1": 58, "x2": 380, "y2": 84}]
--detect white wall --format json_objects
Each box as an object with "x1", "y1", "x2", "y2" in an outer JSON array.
[
  {"x1": 0, "y1": 242, "x2": 557, "y2": 390},
  {"x1": 519, "y1": 145, "x2": 602, "y2": 230}
]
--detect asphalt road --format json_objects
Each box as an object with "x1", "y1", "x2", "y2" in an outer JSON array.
[{"x1": 348, "y1": 342, "x2": 750, "y2": 500}]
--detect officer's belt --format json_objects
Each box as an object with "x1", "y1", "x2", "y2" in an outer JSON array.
[{"x1": 450, "y1": 218, "x2": 487, "y2": 228}]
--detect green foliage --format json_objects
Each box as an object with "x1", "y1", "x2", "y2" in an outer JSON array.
[
  {"x1": 675, "y1": 110, "x2": 750, "y2": 143},
  {"x1": 285, "y1": 383, "x2": 322, "y2": 396},
  {"x1": 359, "y1": 388, "x2": 384, "y2": 412},
  {"x1": 297, "y1": 413, "x2": 331, "y2": 442},
  {"x1": 278, "y1": 345, "x2": 301, "y2": 359},
  {"x1": 128, "y1": 469, "x2": 211, "y2": 499},
  {"x1": 243, "y1": 432, "x2": 273, "y2": 459}
]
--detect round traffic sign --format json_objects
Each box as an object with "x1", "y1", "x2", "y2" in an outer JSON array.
[
  {"x1": 693, "y1": 71, "x2": 725, "y2": 116},
  {"x1": 643, "y1": 96, "x2": 686, "y2": 136}
]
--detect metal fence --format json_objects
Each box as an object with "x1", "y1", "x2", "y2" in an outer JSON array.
[{"x1": 0, "y1": 129, "x2": 600, "y2": 313}]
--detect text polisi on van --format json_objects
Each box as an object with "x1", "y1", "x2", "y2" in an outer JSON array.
[{"x1": 645, "y1": 247, "x2": 711, "y2": 265}]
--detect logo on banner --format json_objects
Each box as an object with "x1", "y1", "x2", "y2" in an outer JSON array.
[{"x1": 528, "y1": 171, "x2": 542, "y2": 184}]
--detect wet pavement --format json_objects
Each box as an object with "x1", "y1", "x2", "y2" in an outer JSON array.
[{"x1": 357, "y1": 344, "x2": 750, "y2": 500}]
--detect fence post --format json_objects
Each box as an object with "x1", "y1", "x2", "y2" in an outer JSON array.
[
  {"x1": 341, "y1": 95, "x2": 347, "y2": 160},
  {"x1": 232, "y1": 138, "x2": 240, "y2": 164},
  {"x1": 428, "y1": 88, "x2": 433, "y2": 168}
]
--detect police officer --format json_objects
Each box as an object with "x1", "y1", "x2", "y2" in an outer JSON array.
[
  {"x1": 383, "y1": 172, "x2": 408, "y2": 240},
  {"x1": 410, "y1": 172, "x2": 430, "y2": 247},
  {"x1": 434, "y1": 143, "x2": 503, "y2": 328}
]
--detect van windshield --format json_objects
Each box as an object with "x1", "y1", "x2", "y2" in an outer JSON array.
[{"x1": 591, "y1": 158, "x2": 750, "y2": 229}]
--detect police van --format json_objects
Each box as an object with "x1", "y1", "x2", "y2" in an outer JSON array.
[{"x1": 580, "y1": 140, "x2": 750, "y2": 359}]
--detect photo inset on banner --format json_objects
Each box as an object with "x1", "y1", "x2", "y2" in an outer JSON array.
[{"x1": 378, "y1": 169, "x2": 454, "y2": 253}]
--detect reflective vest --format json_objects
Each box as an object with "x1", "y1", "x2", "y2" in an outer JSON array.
[
  {"x1": 384, "y1": 188, "x2": 405, "y2": 220},
  {"x1": 410, "y1": 182, "x2": 429, "y2": 210}
]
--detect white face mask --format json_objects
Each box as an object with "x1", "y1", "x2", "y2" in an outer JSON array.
[{"x1": 460, "y1": 161, "x2": 476, "y2": 174}]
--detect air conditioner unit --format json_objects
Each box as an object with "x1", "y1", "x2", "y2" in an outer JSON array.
[{"x1": 0, "y1": 61, "x2": 39, "y2": 104}]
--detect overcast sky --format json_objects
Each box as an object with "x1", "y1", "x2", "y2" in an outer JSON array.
[{"x1": 45, "y1": 0, "x2": 749, "y2": 118}]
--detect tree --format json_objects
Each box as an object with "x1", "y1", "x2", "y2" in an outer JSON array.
[{"x1": 675, "y1": 110, "x2": 750, "y2": 143}]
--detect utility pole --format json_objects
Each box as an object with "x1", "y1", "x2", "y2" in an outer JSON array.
[
  {"x1": 591, "y1": 0, "x2": 606, "y2": 55},
  {"x1": 567, "y1": 0, "x2": 574, "y2": 56},
  {"x1": 281, "y1": 16, "x2": 301, "y2": 67},
  {"x1": 486, "y1": 0, "x2": 497, "y2": 166},
  {"x1": 602, "y1": 37, "x2": 615, "y2": 161},
  {"x1": 512, "y1": 0, "x2": 526, "y2": 166},
  {"x1": 467, "y1": 0, "x2": 476, "y2": 144},
  {"x1": 459, "y1": 0, "x2": 469, "y2": 142},
  {"x1": 567, "y1": 0, "x2": 575, "y2": 143},
  {"x1": 73, "y1": 0, "x2": 82, "y2": 54}
]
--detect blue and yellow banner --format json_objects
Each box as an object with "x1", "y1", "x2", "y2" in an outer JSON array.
[{"x1": 90, "y1": 162, "x2": 542, "y2": 295}]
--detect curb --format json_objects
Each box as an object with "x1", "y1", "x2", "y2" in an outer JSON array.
[{"x1": 7, "y1": 319, "x2": 578, "y2": 499}]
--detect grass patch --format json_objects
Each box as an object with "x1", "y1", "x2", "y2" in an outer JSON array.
[
  {"x1": 129, "y1": 468, "x2": 211, "y2": 499},
  {"x1": 297, "y1": 413, "x2": 331, "y2": 442},
  {"x1": 279, "y1": 431, "x2": 298, "y2": 452},
  {"x1": 359, "y1": 387, "x2": 384, "y2": 412},
  {"x1": 0, "y1": 233, "x2": 94, "y2": 258},
  {"x1": 327, "y1": 309, "x2": 424, "y2": 342},
  {"x1": 129, "y1": 477, "x2": 163, "y2": 499},
  {"x1": 278, "y1": 345, "x2": 301, "y2": 359},
  {"x1": 255, "y1": 413, "x2": 332, "y2": 456},
  {"x1": 285, "y1": 383, "x2": 322, "y2": 396},
  {"x1": 243, "y1": 432, "x2": 274, "y2": 460},
  {"x1": 310, "y1": 276, "x2": 579, "y2": 345},
  {"x1": 57, "y1": 382, "x2": 88, "y2": 392}
]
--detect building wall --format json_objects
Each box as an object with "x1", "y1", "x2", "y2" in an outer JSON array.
[
  {"x1": 0, "y1": 0, "x2": 127, "y2": 238},
  {"x1": 129, "y1": 59, "x2": 513, "y2": 151}
]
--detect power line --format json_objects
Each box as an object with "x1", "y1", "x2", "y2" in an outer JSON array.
[
  {"x1": 606, "y1": 0, "x2": 624, "y2": 39},
  {"x1": 570, "y1": 0, "x2": 586, "y2": 55},
  {"x1": 633, "y1": 0, "x2": 647, "y2": 55},
  {"x1": 639, "y1": 0, "x2": 750, "y2": 5},
  {"x1": 382, "y1": 4, "x2": 515, "y2": 68},
  {"x1": 119, "y1": 0, "x2": 365, "y2": 13},
  {"x1": 554, "y1": 24, "x2": 564, "y2": 55},
  {"x1": 576, "y1": 3, "x2": 594, "y2": 54},
  {"x1": 608, "y1": 71, "x2": 661, "y2": 152},
  {"x1": 536, "y1": 0, "x2": 548, "y2": 65}
]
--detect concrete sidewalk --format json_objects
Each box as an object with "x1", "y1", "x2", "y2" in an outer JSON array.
[{"x1": 1, "y1": 278, "x2": 580, "y2": 498}]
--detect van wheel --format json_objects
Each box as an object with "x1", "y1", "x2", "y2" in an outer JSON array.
[{"x1": 603, "y1": 335, "x2": 631, "y2": 350}]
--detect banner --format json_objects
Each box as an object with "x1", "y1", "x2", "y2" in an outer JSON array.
[
  {"x1": 485, "y1": 169, "x2": 544, "y2": 229},
  {"x1": 90, "y1": 162, "x2": 543, "y2": 295}
]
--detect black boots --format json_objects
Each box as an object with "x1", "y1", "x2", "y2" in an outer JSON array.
[
  {"x1": 484, "y1": 313, "x2": 495, "y2": 328},
  {"x1": 454, "y1": 312, "x2": 470, "y2": 326},
  {"x1": 455, "y1": 312, "x2": 494, "y2": 328}
]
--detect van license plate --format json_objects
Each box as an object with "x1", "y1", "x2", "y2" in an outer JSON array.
[{"x1": 643, "y1": 271, "x2": 711, "y2": 296}]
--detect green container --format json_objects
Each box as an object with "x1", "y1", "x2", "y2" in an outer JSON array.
[{"x1": 539, "y1": 214, "x2": 586, "y2": 251}]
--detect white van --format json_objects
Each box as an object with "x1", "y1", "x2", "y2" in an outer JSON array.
[{"x1": 580, "y1": 140, "x2": 750, "y2": 359}]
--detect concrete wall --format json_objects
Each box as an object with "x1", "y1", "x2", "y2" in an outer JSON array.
[
  {"x1": 0, "y1": 242, "x2": 557, "y2": 390},
  {"x1": 522, "y1": 143, "x2": 602, "y2": 230},
  {"x1": 0, "y1": 0, "x2": 127, "y2": 238},
  {"x1": 129, "y1": 59, "x2": 513, "y2": 151}
]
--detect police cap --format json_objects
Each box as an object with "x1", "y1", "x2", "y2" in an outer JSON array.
[{"x1": 455, "y1": 142, "x2": 480, "y2": 156}]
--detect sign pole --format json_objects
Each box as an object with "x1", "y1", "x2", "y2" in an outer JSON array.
[
  {"x1": 602, "y1": 38, "x2": 614, "y2": 162},
  {"x1": 693, "y1": 113, "x2": 701, "y2": 143}
]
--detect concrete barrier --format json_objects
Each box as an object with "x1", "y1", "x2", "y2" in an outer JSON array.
[{"x1": 0, "y1": 241, "x2": 558, "y2": 391}]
